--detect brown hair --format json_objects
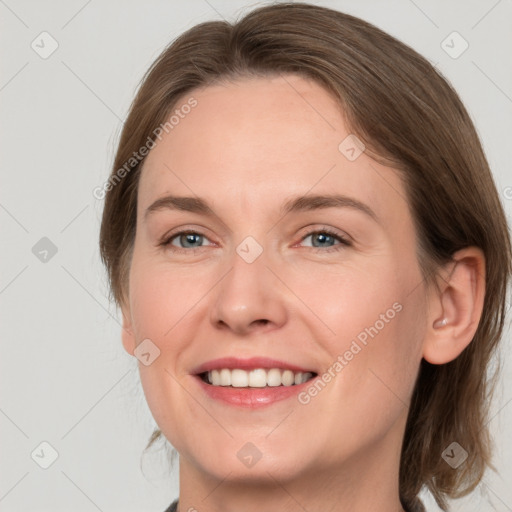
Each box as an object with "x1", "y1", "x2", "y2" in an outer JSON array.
[{"x1": 99, "y1": 2, "x2": 512, "y2": 510}]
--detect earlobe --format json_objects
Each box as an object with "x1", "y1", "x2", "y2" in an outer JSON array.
[
  {"x1": 422, "y1": 247, "x2": 486, "y2": 365},
  {"x1": 121, "y1": 307, "x2": 136, "y2": 356}
]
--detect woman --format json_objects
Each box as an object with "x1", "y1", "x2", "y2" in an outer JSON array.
[{"x1": 99, "y1": 3, "x2": 511, "y2": 511}]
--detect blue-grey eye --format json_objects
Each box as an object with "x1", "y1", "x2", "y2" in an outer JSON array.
[
  {"x1": 309, "y1": 232, "x2": 337, "y2": 247},
  {"x1": 175, "y1": 232, "x2": 204, "y2": 248}
]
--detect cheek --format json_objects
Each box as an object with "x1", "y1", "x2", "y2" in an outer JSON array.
[
  {"x1": 128, "y1": 255, "x2": 201, "y2": 340},
  {"x1": 334, "y1": 278, "x2": 425, "y2": 415},
  {"x1": 128, "y1": 259, "x2": 205, "y2": 447},
  {"x1": 307, "y1": 253, "x2": 425, "y2": 407},
  {"x1": 311, "y1": 297, "x2": 424, "y2": 456},
  {"x1": 293, "y1": 256, "x2": 404, "y2": 345}
]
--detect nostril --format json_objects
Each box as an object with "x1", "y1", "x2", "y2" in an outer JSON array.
[{"x1": 252, "y1": 319, "x2": 270, "y2": 329}]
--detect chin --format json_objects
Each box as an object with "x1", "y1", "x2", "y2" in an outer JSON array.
[{"x1": 184, "y1": 438, "x2": 315, "y2": 484}]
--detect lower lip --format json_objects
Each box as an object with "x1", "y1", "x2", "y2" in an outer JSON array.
[{"x1": 194, "y1": 375, "x2": 315, "y2": 408}]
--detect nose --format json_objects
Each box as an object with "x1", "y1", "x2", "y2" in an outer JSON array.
[{"x1": 210, "y1": 246, "x2": 288, "y2": 336}]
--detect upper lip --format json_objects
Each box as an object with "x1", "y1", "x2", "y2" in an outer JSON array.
[{"x1": 192, "y1": 357, "x2": 316, "y2": 375}]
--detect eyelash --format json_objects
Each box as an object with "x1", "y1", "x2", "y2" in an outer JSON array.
[{"x1": 159, "y1": 227, "x2": 351, "y2": 254}]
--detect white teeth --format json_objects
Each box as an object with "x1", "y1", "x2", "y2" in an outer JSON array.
[
  {"x1": 267, "y1": 368, "x2": 282, "y2": 387},
  {"x1": 206, "y1": 368, "x2": 314, "y2": 387},
  {"x1": 219, "y1": 368, "x2": 231, "y2": 386},
  {"x1": 211, "y1": 369, "x2": 220, "y2": 386},
  {"x1": 281, "y1": 369, "x2": 295, "y2": 386},
  {"x1": 231, "y1": 369, "x2": 248, "y2": 387},
  {"x1": 248, "y1": 369, "x2": 267, "y2": 387}
]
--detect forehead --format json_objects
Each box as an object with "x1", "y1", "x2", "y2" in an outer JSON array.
[{"x1": 138, "y1": 74, "x2": 409, "y2": 226}]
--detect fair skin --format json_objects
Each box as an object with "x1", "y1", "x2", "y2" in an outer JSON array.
[{"x1": 120, "y1": 74, "x2": 485, "y2": 512}]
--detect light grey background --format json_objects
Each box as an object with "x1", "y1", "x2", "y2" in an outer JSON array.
[{"x1": 1, "y1": 0, "x2": 511, "y2": 510}]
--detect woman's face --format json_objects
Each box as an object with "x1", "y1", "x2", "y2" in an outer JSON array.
[{"x1": 122, "y1": 74, "x2": 429, "y2": 484}]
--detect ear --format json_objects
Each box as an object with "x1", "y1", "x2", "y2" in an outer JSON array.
[
  {"x1": 422, "y1": 247, "x2": 486, "y2": 364},
  {"x1": 120, "y1": 303, "x2": 136, "y2": 356}
]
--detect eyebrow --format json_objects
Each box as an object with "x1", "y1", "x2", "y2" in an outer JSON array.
[{"x1": 144, "y1": 193, "x2": 378, "y2": 223}]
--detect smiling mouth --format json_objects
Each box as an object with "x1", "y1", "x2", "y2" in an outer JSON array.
[{"x1": 199, "y1": 368, "x2": 317, "y2": 387}]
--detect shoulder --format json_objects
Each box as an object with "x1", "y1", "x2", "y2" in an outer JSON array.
[
  {"x1": 164, "y1": 497, "x2": 424, "y2": 511},
  {"x1": 406, "y1": 497, "x2": 426, "y2": 512},
  {"x1": 163, "y1": 498, "x2": 178, "y2": 512}
]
